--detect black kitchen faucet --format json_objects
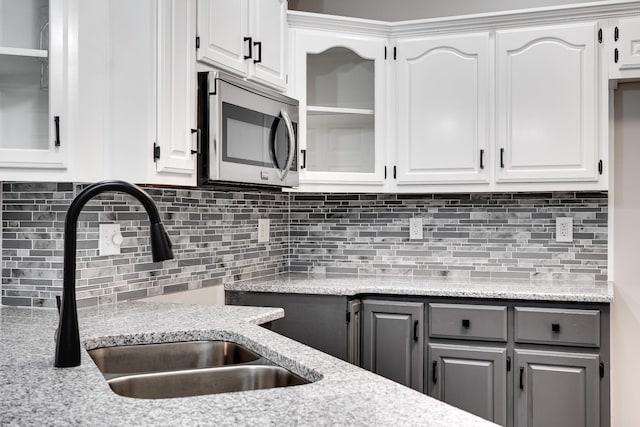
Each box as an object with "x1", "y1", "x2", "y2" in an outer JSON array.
[{"x1": 55, "y1": 180, "x2": 174, "y2": 368}]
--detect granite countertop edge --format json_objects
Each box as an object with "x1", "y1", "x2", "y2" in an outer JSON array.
[{"x1": 224, "y1": 273, "x2": 614, "y2": 303}]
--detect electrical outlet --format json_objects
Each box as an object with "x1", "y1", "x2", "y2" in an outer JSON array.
[
  {"x1": 556, "y1": 217, "x2": 573, "y2": 242},
  {"x1": 258, "y1": 218, "x2": 270, "y2": 243},
  {"x1": 99, "y1": 224, "x2": 123, "y2": 256},
  {"x1": 409, "y1": 217, "x2": 423, "y2": 240}
]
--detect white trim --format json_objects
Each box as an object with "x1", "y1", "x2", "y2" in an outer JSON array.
[{"x1": 289, "y1": 1, "x2": 640, "y2": 38}]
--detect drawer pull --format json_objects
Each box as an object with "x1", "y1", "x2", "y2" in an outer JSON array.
[
  {"x1": 551, "y1": 323, "x2": 561, "y2": 333},
  {"x1": 462, "y1": 319, "x2": 470, "y2": 329}
]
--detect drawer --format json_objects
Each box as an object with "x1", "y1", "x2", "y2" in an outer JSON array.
[
  {"x1": 514, "y1": 307, "x2": 600, "y2": 347},
  {"x1": 429, "y1": 303, "x2": 508, "y2": 342}
]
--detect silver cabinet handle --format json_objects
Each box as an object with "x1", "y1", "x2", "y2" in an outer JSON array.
[{"x1": 278, "y1": 108, "x2": 296, "y2": 181}]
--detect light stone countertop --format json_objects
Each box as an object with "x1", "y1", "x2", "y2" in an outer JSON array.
[
  {"x1": 225, "y1": 273, "x2": 614, "y2": 303},
  {"x1": 0, "y1": 301, "x2": 494, "y2": 426}
]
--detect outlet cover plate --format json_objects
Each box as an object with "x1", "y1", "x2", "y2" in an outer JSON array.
[
  {"x1": 409, "y1": 218, "x2": 423, "y2": 240},
  {"x1": 556, "y1": 217, "x2": 573, "y2": 242},
  {"x1": 99, "y1": 223, "x2": 122, "y2": 256}
]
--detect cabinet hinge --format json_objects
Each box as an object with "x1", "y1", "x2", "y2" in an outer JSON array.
[
  {"x1": 598, "y1": 28, "x2": 603, "y2": 44},
  {"x1": 393, "y1": 46, "x2": 397, "y2": 60},
  {"x1": 346, "y1": 311, "x2": 351, "y2": 323},
  {"x1": 196, "y1": 36, "x2": 200, "y2": 49},
  {"x1": 600, "y1": 362, "x2": 605, "y2": 379},
  {"x1": 598, "y1": 159, "x2": 603, "y2": 175},
  {"x1": 153, "y1": 142, "x2": 161, "y2": 162},
  {"x1": 507, "y1": 356, "x2": 512, "y2": 372}
]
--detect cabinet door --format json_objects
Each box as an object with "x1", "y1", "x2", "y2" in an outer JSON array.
[
  {"x1": 612, "y1": 17, "x2": 640, "y2": 77},
  {"x1": 396, "y1": 33, "x2": 490, "y2": 184},
  {"x1": 0, "y1": 0, "x2": 67, "y2": 169},
  {"x1": 156, "y1": 0, "x2": 197, "y2": 181},
  {"x1": 362, "y1": 300, "x2": 424, "y2": 391},
  {"x1": 428, "y1": 344, "x2": 507, "y2": 426},
  {"x1": 196, "y1": 0, "x2": 248, "y2": 75},
  {"x1": 292, "y1": 30, "x2": 387, "y2": 187},
  {"x1": 515, "y1": 349, "x2": 600, "y2": 427},
  {"x1": 248, "y1": 0, "x2": 287, "y2": 90},
  {"x1": 496, "y1": 22, "x2": 598, "y2": 182}
]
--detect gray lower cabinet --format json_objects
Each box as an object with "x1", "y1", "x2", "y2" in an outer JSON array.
[
  {"x1": 361, "y1": 300, "x2": 424, "y2": 392},
  {"x1": 515, "y1": 349, "x2": 600, "y2": 427},
  {"x1": 428, "y1": 343, "x2": 508, "y2": 426},
  {"x1": 225, "y1": 291, "x2": 350, "y2": 360}
]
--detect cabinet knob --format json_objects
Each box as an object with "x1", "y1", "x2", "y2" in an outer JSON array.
[
  {"x1": 551, "y1": 323, "x2": 561, "y2": 333},
  {"x1": 462, "y1": 319, "x2": 470, "y2": 328}
]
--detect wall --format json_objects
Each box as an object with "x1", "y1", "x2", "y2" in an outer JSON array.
[
  {"x1": 2, "y1": 184, "x2": 609, "y2": 308},
  {"x1": 1, "y1": 183, "x2": 289, "y2": 308},
  {"x1": 289, "y1": 0, "x2": 605, "y2": 21},
  {"x1": 290, "y1": 192, "x2": 608, "y2": 280},
  {"x1": 611, "y1": 82, "x2": 640, "y2": 427}
]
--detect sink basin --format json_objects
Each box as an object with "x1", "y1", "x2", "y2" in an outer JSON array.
[
  {"x1": 88, "y1": 341, "x2": 261, "y2": 378},
  {"x1": 107, "y1": 365, "x2": 310, "y2": 399},
  {"x1": 88, "y1": 340, "x2": 313, "y2": 399}
]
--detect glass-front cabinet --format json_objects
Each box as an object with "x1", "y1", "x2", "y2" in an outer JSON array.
[
  {"x1": 291, "y1": 27, "x2": 387, "y2": 189},
  {"x1": 0, "y1": 0, "x2": 66, "y2": 169}
]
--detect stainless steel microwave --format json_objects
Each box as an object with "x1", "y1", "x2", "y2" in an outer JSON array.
[{"x1": 197, "y1": 71, "x2": 299, "y2": 187}]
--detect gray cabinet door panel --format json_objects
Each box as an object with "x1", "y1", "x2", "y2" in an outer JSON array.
[
  {"x1": 362, "y1": 300, "x2": 424, "y2": 392},
  {"x1": 515, "y1": 349, "x2": 600, "y2": 427},
  {"x1": 428, "y1": 343, "x2": 507, "y2": 426}
]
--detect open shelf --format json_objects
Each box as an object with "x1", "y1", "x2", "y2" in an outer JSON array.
[
  {"x1": 307, "y1": 105, "x2": 374, "y2": 115},
  {"x1": 0, "y1": 47, "x2": 48, "y2": 58}
]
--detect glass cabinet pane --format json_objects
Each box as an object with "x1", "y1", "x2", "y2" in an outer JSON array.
[
  {"x1": 307, "y1": 112, "x2": 374, "y2": 173},
  {"x1": 0, "y1": 0, "x2": 50, "y2": 152},
  {"x1": 306, "y1": 47, "x2": 375, "y2": 174}
]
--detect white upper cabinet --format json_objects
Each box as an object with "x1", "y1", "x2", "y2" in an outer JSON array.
[
  {"x1": 0, "y1": 0, "x2": 67, "y2": 171},
  {"x1": 609, "y1": 17, "x2": 640, "y2": 79},
  {"x1": 197, "y1": 0, "x2": 287, "y2": 91},
  {"x1": 156, "y1": 0, "x2": 198, "y2": 179},
  {"x1": 291, "y1": 29, "x2": 387, "y2": 187},
  {"x1": 196, "y1": 0, "x2": 248, "y2": 75},
  {"x1": 106, "y1": 0, "x2": 197, "y2": 186},
  {"x1": 495, "y1": 22, "x2": 599, "y2": 183},
  {"x1": 396, "y1": 33, "x2": 490, "y2": 185},
  {"x1": 249, "y1": 0, "x2": 288, "y2": 89}
]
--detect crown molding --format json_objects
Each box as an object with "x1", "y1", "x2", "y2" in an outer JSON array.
[{"x1": 288, "y1": 1, "x2": 640, "y2": 38}]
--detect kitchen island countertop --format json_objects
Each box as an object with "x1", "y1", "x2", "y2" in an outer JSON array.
[
  {"x1": 225, "y1": 272, "x2": 614, "y2": 303},
  {"x1": 0, "y1": 301, "x2": 494, "y2": 426}
]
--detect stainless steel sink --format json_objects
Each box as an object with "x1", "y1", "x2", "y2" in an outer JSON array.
[
  {"x1": 88, "y1": 341, "x2": 261, "y2": 378},
  {"x1": 107, "y1": 365, "x2": 310, "y2": 399},
  {"x1": 87, "y1": 340, "x2": 312, "y2": 399}
]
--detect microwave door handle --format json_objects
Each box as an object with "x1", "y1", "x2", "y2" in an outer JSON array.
[{"x1": 278, "y1": 108, "x2": 296, "y2": 181}]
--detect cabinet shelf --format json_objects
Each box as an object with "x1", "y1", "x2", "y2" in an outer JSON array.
[
  {"x1": 0, "y1": 47, "x2": 48, "y2": 58},
  {"x1": 307, "y1": 105, "x2": 374, "y2": 115}
]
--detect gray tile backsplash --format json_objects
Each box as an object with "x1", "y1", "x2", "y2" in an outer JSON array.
[
  {"x1": 1, "y1": 184, "x2": 608, "y2": 308},
  {"x1": 289, "y1": 192, "x2": 608, "y2": 281},
  {"x1": 1, "y1": 182, "x2": 289, "y2": 308}
]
